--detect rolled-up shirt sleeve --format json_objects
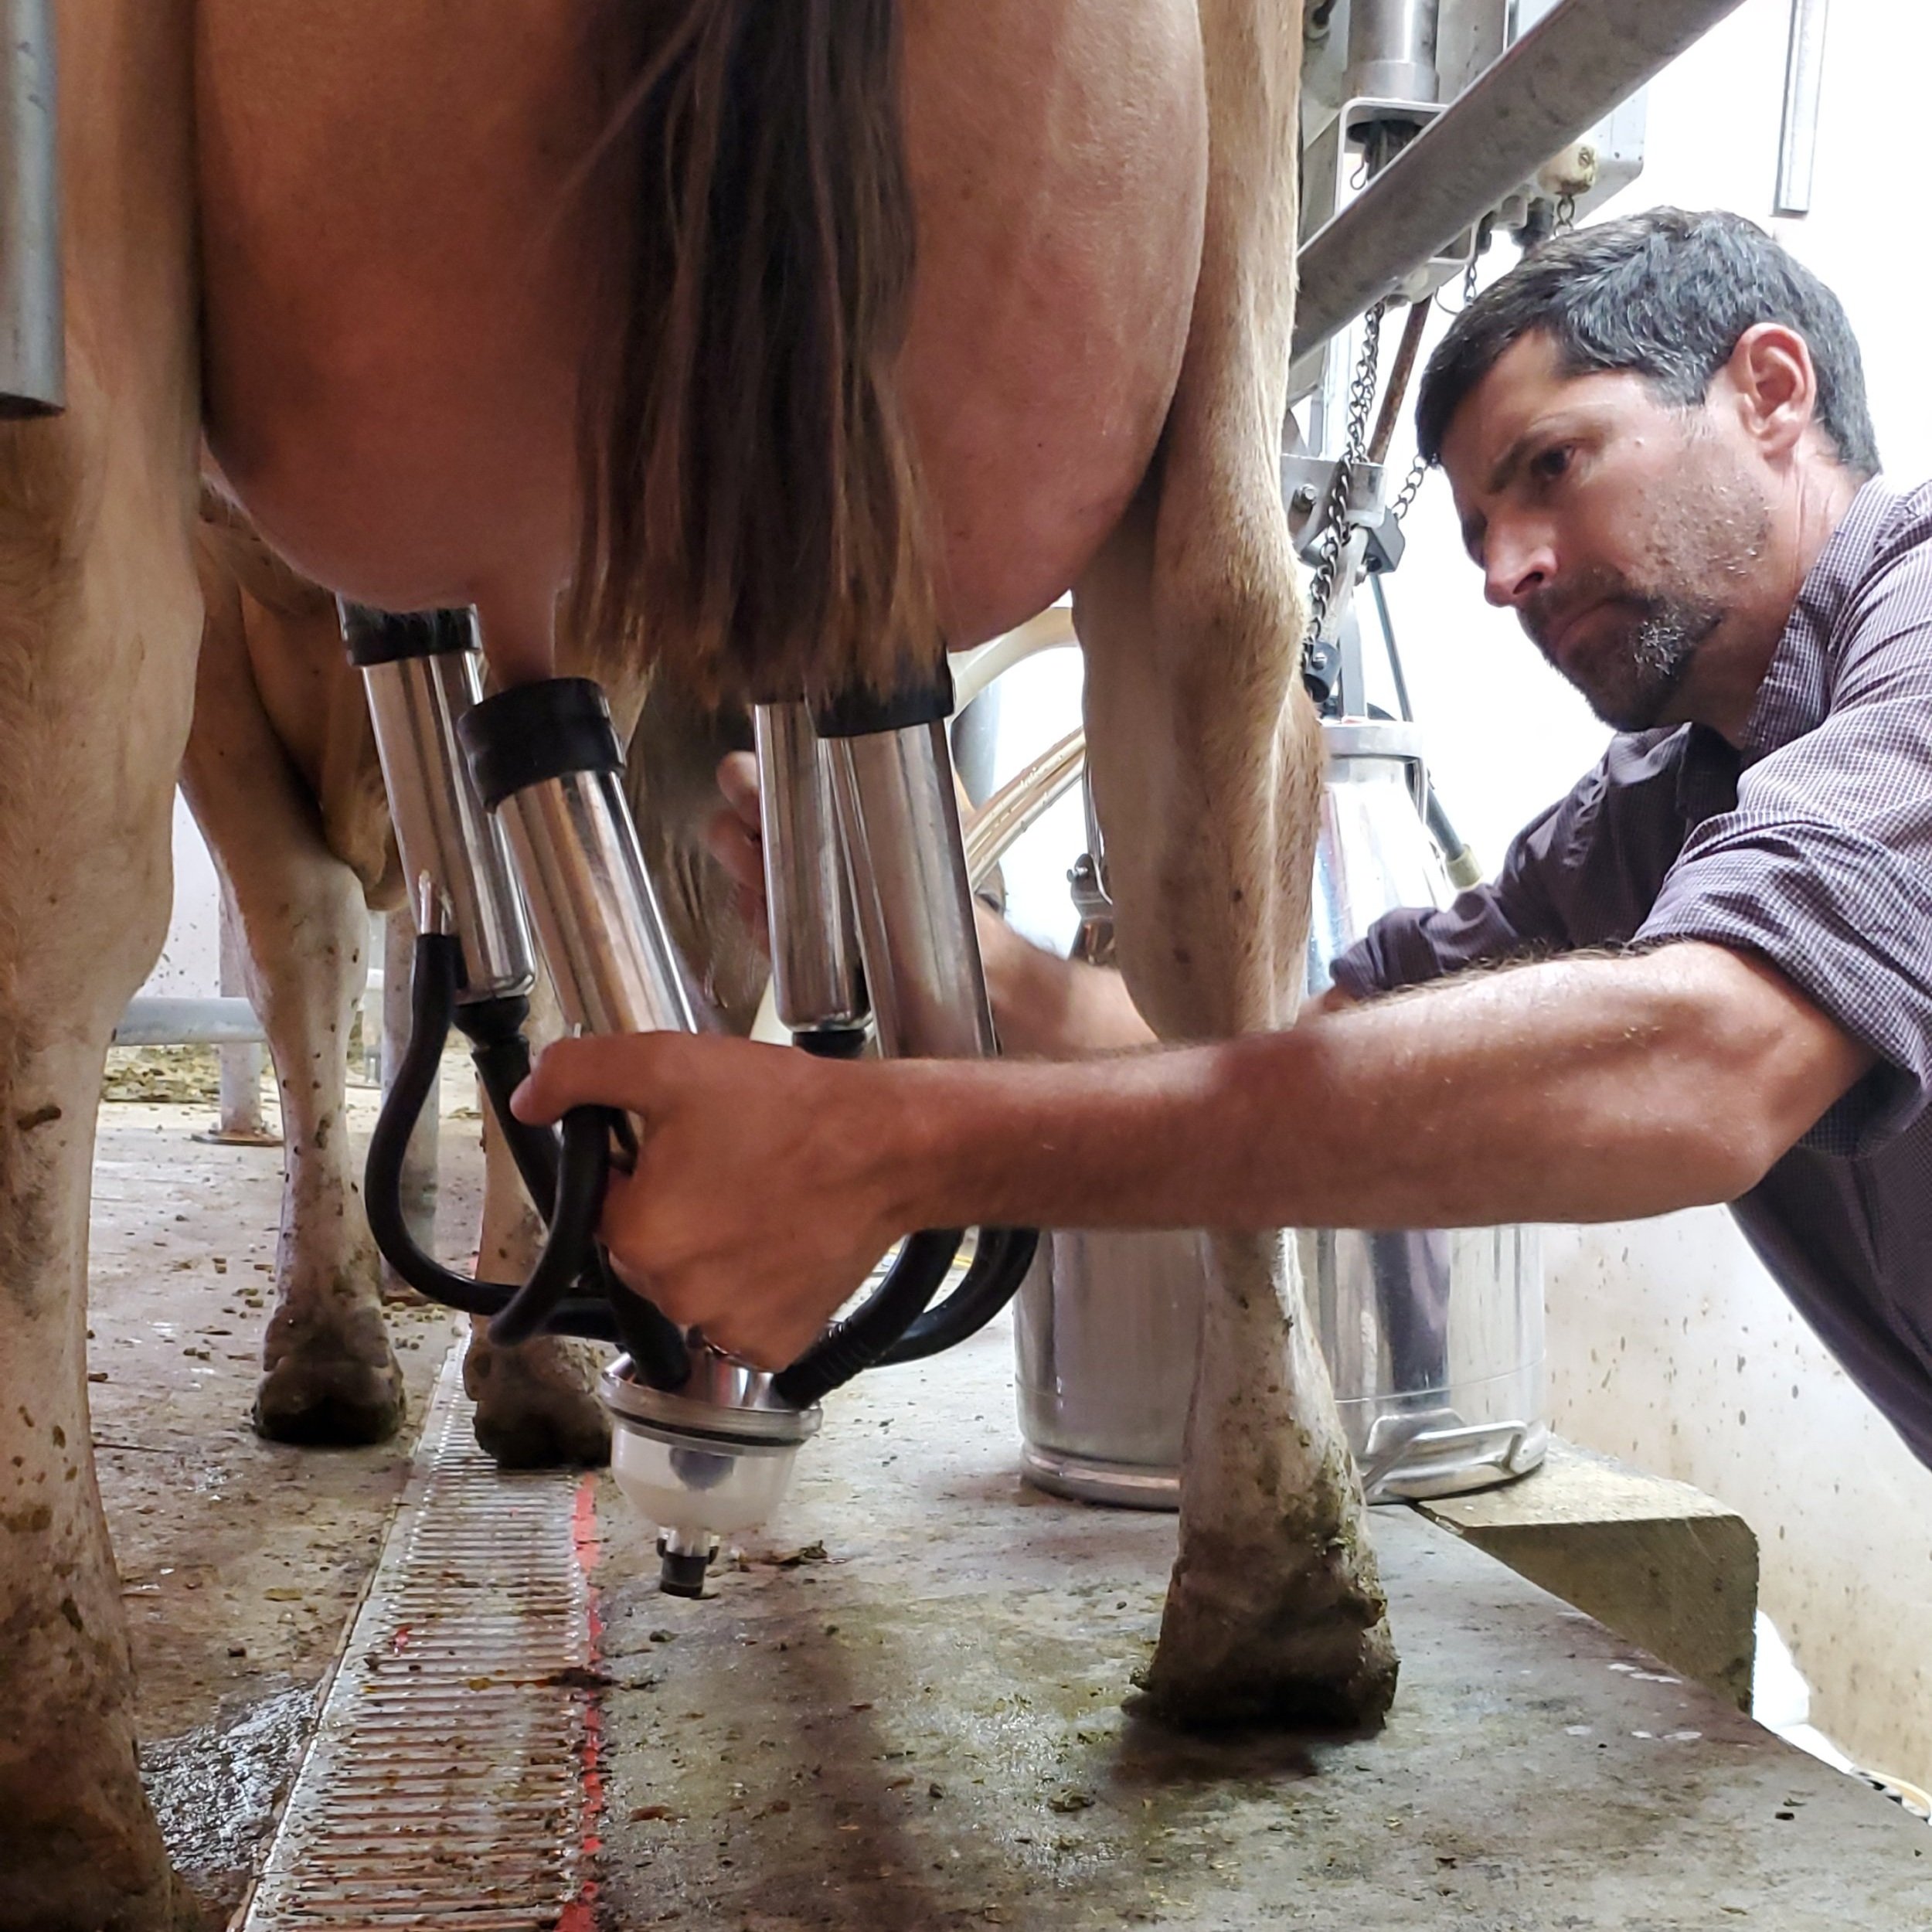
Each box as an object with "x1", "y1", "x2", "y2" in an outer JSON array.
[
  {"x1": 1328, "y1": 731, "x2": 1694, "y2": 1001},
  {"x1": 1636, "y1": 570, "x2": 1932, "y2": 1153}
]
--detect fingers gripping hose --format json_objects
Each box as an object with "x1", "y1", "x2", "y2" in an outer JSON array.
[
  {"x1": 366, "y1": 857, "x2": 968, "y2": 1405},
  {"x1": 454, "y1": 1004, "x2": 688, "y2": 1383},
  {"x1": 364, "y1": 931, "x2": 687, "y2": 1372}
]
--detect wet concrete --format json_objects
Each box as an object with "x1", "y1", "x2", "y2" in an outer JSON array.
[
  {"x1": 89, "y1": 1087, "x2": 468, "y2": 1912},
  {"x1": 140, "y1": 1685, "x2": 315, "y2": 1903},
  {"x1": 589, "y1": 1320, "x2": 1932, "y2": 1930}
]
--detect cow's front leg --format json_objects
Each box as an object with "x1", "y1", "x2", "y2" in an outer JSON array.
[
  {"x1": 181, "y1": 570, "x2": 404, "y2": 1445},
  {"x1": 1069, "y1": 0, "x2": 1396, "y2": 1729}
]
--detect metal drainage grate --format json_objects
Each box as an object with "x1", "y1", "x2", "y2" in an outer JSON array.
[{"x1": 242, "y1": 1344, "x2": 602, "y2": 1931}]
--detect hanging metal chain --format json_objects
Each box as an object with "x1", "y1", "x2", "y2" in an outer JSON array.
[
  {"x1": 1555, "y1": 191, "x2": 1578, "y2": 233},
  {"x1": 1304, "y1": 297, "x2": 1387, "y2": 669},
  {"x1": 1389, "y1": 447, "x2": 1430, "y2": 526}
]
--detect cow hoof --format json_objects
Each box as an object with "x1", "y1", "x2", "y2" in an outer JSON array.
[
  {"x1": 253, "y1": 1301, "x2": 406, "y2": 1447},
  {"x1": 0, "y1": 1855, "x2": 210, "y2": 1932},
  {"x1": 464, "y1": 1330, "x2": 611, "y2": 1469},
  {"x1": 1136, "y1": 1617, "x2": 1400, "y2": 1733},
  {"x1": 0, "y1": 1747, "x2": 209, "y2": 1932},
  {"x1": 1135, "y1": 1534, "x2": 1400, "y2": 1732}
]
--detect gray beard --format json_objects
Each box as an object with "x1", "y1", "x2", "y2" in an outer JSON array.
[
  {"x1": 1558, "y1": 593, "x2": 1718, "y2": 733},
  {"x1": 1611, "y1": 607, "x2": 1704, "y2": 730}
]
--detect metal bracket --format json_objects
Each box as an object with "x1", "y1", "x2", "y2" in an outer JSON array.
[{"x1": 1283, "y1": 453, "x2": 1389, "y2": 566}]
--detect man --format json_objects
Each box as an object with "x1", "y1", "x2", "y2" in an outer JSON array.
[{"x1": 516, "y1": 209, "x2": 1932, "y2": 1473}]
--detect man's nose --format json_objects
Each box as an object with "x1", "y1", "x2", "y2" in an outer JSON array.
[{"x1": 1483, "y1": 527, "x2": 1556, "y2": 609}]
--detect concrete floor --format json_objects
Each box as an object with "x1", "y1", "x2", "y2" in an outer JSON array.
[
  {"x1": 590, "y1": 1322, "x2": 1932, "y2": 1930},
  {"x1": 90, "y1": 1081, "x2": 465, "y2": 1911},
  {"x1": 88, "y1": 1080, "x2": 1932, "y2": 1926}
]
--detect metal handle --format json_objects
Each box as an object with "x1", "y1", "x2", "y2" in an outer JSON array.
[
  {"x1": 828, "y1": 718, "x2": 995, "y2": 1062},
  {"x1": 459, "y1": 679, "x2": 696, "y2": 1039},
  {"x1": 1359, "y1": 1410, "x2": 1530, "y2": 1498}
]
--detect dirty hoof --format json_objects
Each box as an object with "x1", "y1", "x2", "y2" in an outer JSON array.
[
  {"x1": 253, "y1": 1304, "x2": 406, "y2": 1447},
  {"x1": 464, "y1": 1328, "x2": 611, "y2": 1469},
  {"x1": 1135, "y1": 1617, "x2": 1400, "y2": 1733},
  {"x1": 0, "y1": 1740, "x2": 212, "y2": 1932},
  {"x1": 1137, "y1": 1535, "x2": 1400, "y2": 1733},
  {"x1": 253, "y1": 1358, "x2": 406, "y2": 1447}
]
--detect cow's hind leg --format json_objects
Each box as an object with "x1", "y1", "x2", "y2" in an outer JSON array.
[
  {"x1": 1072, "y1": 0, "x2": 1396, "y2": 1727},
  {"x1": 180, "y1": 562, "x2": 404, "y2": 1446},
  {"x1": 0, "y1": 5, "x2": 206, "y2": 1919},
  {"x1": 461, "y1": 1083, "x2": 611, "y2": 1468},
  {"x1": 419, "y1": 883, "x2": 613, "y2": 1463}
]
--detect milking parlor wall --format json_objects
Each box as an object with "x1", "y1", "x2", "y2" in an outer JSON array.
[
  {"x1": 1375, "y1": 0, "x2": 1932, "y2": 1792},
  {"x1": 134, "y1": 0, "x2": 1930, "y2": 1792}
]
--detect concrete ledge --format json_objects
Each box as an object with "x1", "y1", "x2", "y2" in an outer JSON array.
[
  {"x1": 1413, "y1": 1434, "x2": 1759, "y2": 1709},
  {"x1": 586, "y1": 1332, "x2": 1932, "y2": 1930}
]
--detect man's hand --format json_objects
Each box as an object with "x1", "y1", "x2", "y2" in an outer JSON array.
[{"x1": 512, "y1": 1031, "x2": 914, "y2": 1369}]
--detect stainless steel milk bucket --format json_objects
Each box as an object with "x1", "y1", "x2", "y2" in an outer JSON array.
[{"x1": 1015, "y1": 718, "x2": 1548, "y2": 1505}]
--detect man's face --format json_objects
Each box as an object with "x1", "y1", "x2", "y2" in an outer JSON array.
[{"x1": 1439, "y1": 332, "x2": 1775, "y2": 733}]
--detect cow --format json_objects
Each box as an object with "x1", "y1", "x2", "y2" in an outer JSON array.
[
  {"x1": 186, "y1": 489, "x2": 762, "y2": 1466},
  {"x1": 0, "y1": 5, "x2": 1394, "y2": 1923}
]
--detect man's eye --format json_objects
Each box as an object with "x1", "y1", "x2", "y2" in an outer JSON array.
[{"x1": 1531, "y1": 444, "x2": 1573, "y2": 483}]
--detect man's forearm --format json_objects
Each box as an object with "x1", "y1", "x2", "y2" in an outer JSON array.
[{"x1": 885, "y1": 941, "x2": 1869, "y2": 1235}]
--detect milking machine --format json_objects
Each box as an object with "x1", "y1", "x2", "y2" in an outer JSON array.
[{"x1": 343, "y1": 605, "x2": 1036, "y2": 1596}]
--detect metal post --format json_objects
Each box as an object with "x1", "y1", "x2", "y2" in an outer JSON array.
[
  {"x1": 202, "y1": 893, "x2": 279, "y2": 1147},
  {"x1": 357, "y1": 913, "x2": 384, "y2": 1084},
  {"x1": 753, "y1": 702, "x2": 867, "y2": 1039},
  {"x1": 1773, "y1": 0, "x2": 1831, "y2": 218},
  {"x1": 828, "y1": 721, "x2": 995, "y2": 1063},
  {"x1": 382, "y1": 906, "x2": 439, "y2": 1253}
]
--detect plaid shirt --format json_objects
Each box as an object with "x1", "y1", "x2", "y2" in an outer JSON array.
[{"x1": 1331, "y1": 478, "x2": 1932, "y2": 1471}]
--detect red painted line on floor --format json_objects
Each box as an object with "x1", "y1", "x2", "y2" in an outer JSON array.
[{"x1": 558, "y1": 1472, "x2": 605, "y2": 1932}]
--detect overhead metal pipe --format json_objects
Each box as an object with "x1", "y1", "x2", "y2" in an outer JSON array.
[
  {"x1": 0, "y1": 0, "x2": 62, "y2": 414},
  {"x1": 1292, "y1": 0, "x2": 1750, "y2": 369}
]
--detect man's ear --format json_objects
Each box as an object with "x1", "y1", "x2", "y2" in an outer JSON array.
[{"x1": 1723, "y1": 322, "x2": 1817, "y2": 461}]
